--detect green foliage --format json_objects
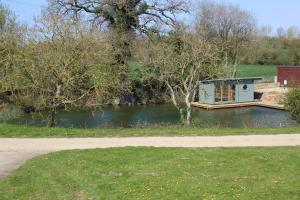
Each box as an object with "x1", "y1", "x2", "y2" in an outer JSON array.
[
  {"x1": 127, "y1": 59, "x2": 144, "y2": 82},
  {"x1": 6, "y1": 12, "x2": 122, "y2": 116},
  {"x1": 0, "y1": 105, "x2": 22, "y2": 122},
  {"x1": 1, "y1": 147, "x2": 300, "y2": 199},
  {"x1": 127, "y1": 59, "x2": 166, "y2": 103},
  {"x1": 241, "y1": 37, "x2": 300, "y2": 65},
  {"x1": 257, "y1": 49, "x2": 278, "y2": 65},
  {"x1": 284, "y1": 87, "x2": 300, "y2": 121},
  {"x1": 0, "y1": 3, "x2": 25, "y2": 93}
]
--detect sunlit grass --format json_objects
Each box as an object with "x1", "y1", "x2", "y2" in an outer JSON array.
[
  {"x1": 0, "y1": 124, "x2": 300, "y2": 137},
  {"x1": 237, "y1": 65, "x2": 277, "y2": 81},
  {"x1": 0, "y1": 147, "x2": 299, "y2": 199}
]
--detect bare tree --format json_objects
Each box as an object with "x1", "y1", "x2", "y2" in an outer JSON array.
[
  {"x1": 259, "y1": 25, "x2": 273, "y2": 37},
  {"x1": 287, "y1": 26, "x2": 299, "y2": 39},
  {"x1": 13, "y1": 11, "x2": 119, "y2": 127},
  {"x1": 49, "y1": 0, "x2": 189, "y2": 62},
  {"x1": 137, "y1": 27, "x2": 224, "y2": 125},
  {"x1": 277, "y1": 26, "x2": 286, "y2": 38},
  {"x1": 195, "y1": 0, "x2": 256, "y2": 74}
]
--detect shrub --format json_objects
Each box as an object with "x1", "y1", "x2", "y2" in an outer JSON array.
[
  {"x1": 284, "y1": 87, "x2": 300, "y2": 122},
  {"x1": 0, "y1": 104, "x2": 23, "y2": 122}
]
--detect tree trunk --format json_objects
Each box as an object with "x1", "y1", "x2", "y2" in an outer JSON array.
[
  {"x1": 110, "y1": 30, "x2": 133, "y2": 64},
  {"x1": 48, "y1": 106, "x2": 56, "y2": 127},
  {"x1": 48, "y1": 84, "x2": 61, "y2": 127},
  {"x1": 185, "y1": 92, "x2": 192, "y2": 126},
  {"x1": 165, "y1": 80, "x2": 186, "y2": 124},
  {"x1": 186, "y1": 105, "x2": 192, "y2": 126},
  {"x1": 179, "y1": 107, "x2": 185, "y2": 124}
]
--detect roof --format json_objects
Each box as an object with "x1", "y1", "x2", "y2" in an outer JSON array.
[
  {"x1": 278, "y1": 66, "x2": 300, "y2": 69},
  {"x1": 199, "y1": 77, "x2": 263, "y2": 84}
]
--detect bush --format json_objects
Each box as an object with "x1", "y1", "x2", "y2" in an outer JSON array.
[
  {"x1": 0, "y1": 104, "x2": 23, "y2": 122},
  {"x1": 284, "y1": 87, "x2": 300, "y2": 122}
]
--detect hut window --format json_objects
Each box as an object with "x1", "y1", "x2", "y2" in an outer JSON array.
[
  {"x1": 215, "y1": 83, "x2": 236, "y2": 103},
  {"x1": 215, "y1": 83, "x2": 222, "y2": 102},
  {"x1": 243, "y1": 84, "x2": 248, "y2": 90}
]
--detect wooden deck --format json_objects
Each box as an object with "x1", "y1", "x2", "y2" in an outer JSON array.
[
  {"x1": 191, "y1": 101, "x2": 286, "y2": 110},
  {"x1": 256, "y1": 101, "x2": 286, "y2": 110}
]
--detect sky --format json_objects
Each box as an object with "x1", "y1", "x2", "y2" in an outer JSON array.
[{"x1": 1, "y1": 0, "x2": 300, "y2": 32}]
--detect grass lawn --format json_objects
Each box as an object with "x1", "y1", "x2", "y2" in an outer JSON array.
[
  {"x1": 127, "y1": 61, "x2": 278, "y2": 81},
  {"x1": 237, "y1": 65, "x2": 277, "y2": 81},
  {"x1": 0, "y1": 147, "x2": 299, "y2": 199},
  {"x1": 0, "y1": 124, "x2": 300, "y2": 137}
]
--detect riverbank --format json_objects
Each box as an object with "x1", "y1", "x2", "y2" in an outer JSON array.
[{"x1": 1, "y1": 124, "x2": 300, "y2": 137}]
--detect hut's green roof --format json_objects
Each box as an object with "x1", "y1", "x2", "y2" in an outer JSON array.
[{"x1": 199, "y1": 77, "x2": 263, "y2": 84}]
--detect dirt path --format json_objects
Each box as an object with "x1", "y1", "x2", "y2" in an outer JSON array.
[
  {"x1": 0, "y1": 151, "x2": 45, "y2": 178},
  {"x1": 1, "y1": 134, "x2": 300, "y2": 178}
]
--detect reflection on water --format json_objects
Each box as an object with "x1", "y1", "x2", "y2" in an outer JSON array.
[{"x1": 7, "y1": 104, "x2": 297, "y2": 128}]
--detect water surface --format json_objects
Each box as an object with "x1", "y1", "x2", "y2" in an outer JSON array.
[{"x1": 7, "y1": 104, "x2": 297, "y2": 128}]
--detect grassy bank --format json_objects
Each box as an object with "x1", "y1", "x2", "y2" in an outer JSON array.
[
  {"x1": 237, "y1": 65, "x2": 277, "y2": 81},
  {"x1": 0, "y1": 147, "x2": 299, "y2": 199},
  {"x1": 0, "y1": 124, "x2": 300, "y2": 137}
]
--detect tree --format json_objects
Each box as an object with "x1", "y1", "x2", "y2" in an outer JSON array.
[
  {"x1": 277, "y1": 26, "x2": 286, "y2": 39},
  {"x1": 137, "y1": 27, "x2": 224, "y2": 125},
  {"x1": 287, "y1": 26, "x2": 299, "y2": 39},
  {"x1": 12, "y1": 11, "x2": 119, "y2": 126},
  {"x1": 284, "y1": 87, "x2": 300, "y2": 122},
  {"x1": 50, "y1": 0, "x2": 189, "y2": 62},
  {"x1": 195, "y1": 0, "x2": 256, "y2": 73},
  {"x1": 0, "y1": 3, "x2": 25, "y2": 93},
  {"x1": 259, "y1": 25, "x2": 272, "y2": 37}
]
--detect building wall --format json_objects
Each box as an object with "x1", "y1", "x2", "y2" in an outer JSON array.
[
  {"x1": 277, "y1": 67, "x2": 300, "y2": 86},
  {"x1": 199, "y1": 80, "x2": 255, "y2": 104},
  {"x1": 199, "y1": 83, "x2": 215, "y2": 104},
  {"x1": 236, "y1": 80, "x2": 254, "y2": 103}
]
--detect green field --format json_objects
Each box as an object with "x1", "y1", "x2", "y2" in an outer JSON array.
[
  {"x1": 127, "y1": 61, "x2": 278, "y2": 81},
  {"x1": 237, "y1": 65, "x2": 277, "y2": 81},
  {"x1": 0, "y1": 147, "x2": 299, "y2": 200},
  {"x1": 0, "y1": 124, "x2": 300, "y2": 137}
]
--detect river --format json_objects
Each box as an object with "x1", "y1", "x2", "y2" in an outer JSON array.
[{"x1": 6, "y1": 104, "x2": 297, "y2": 128}]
